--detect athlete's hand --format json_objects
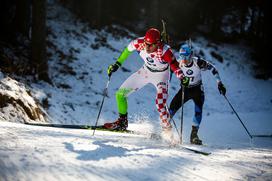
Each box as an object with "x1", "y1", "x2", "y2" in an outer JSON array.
[
  {"x1": 174, "y1": 69, "x2": 189, "y2": 87},
  {"x1": 218, "y1": 81, "x2": 226, "y2": 96},
  {"x1": 181, "y1": 76, "x2": 190, "y2": 87},
  {"x1": 107, "y1": 62, "x2": 121, "y2": 77}
]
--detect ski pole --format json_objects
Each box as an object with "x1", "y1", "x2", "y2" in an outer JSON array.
[
  {"x1": 252, "y1": 134, "x2": 272, "y2": 138},
  {"x1": 180, "y1": 85, "x2": 185, "y2": 143},
  {"x1": 223, "y1": 95, "x2": 252, "y2": 139},
  {"x1": 92, "y1": 76, "x2": 111, "y2": 136},
  {"x1": 170, "y1": 117, "x2": 181, "y2": 138},
  {"x1": 166, "y1": 105, "x2": 180, "y2": 138}
]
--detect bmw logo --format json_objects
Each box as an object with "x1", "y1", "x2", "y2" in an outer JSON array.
[
  {"x1": 186, "y1": 69, "x2": 193, "y2": 75},
  {"x1": 146, "y1": 57, "x2": 154, "y2": 63}
]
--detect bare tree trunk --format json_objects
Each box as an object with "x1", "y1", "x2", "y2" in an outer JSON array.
[
  {"x1": 14, "y1": 0, "x2": 31, "y2": 38},
  {"x1": 150, "y1": 0, "x2": 160, "y2": 27},
  {"x1": 95, "y1": 0, "x2": 102, "y2": 28},
  {"x1": 31, "y1": 0, "x2": 51, "y2": 83}
]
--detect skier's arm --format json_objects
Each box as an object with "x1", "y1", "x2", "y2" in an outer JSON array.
[
  {"x1": 107, "y1": 41, "x2": 135, "y2": 76},
  {"x1": 197, "y1": 58, "x2": 221, "y2": 83},
  {"x1": 116, "y1": 47, "x2": 132, "y2": 65},
  {"x1": 197, "y1": 58, "x2": 226, "y2": 95},
  {"x1": 115, "y1": 38, "x2": 139, "y2": 65},
  {"x1": 162, "y1": 49, "x2": 187, "y2": 83}
]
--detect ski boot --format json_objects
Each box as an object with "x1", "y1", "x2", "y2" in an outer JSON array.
[
  {"x1": 104, "y1": 113, "x2": 128, "y2": 131},
  {"x1": 190, "y1": 126, "x2": 203, "y2": 145}
]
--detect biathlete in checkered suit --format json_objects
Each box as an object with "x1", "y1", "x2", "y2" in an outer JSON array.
[{"x1": 104, "y1": 28, "x2": 189, "y2": 133}]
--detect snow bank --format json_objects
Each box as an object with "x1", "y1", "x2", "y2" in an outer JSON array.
[{"x1": 0, "y1": 75, "x2": 48, "y2": 123}]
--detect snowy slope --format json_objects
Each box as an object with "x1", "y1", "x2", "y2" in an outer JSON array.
[
  {"x1": 1, "y1": 121, "x2": 271, "y2": 181},
  {"x1": 39, "y1": 0, "x2": 272, "y2": 142},
  {"x1": 0, "y1": 0, "x2": 272, "y2": 180}
]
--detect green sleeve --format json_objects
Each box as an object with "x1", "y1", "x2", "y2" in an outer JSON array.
[{"x1": 116, "y1": 47, "x2": 132, "y2": 65}]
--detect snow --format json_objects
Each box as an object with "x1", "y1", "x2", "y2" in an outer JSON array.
[
  {"x1": 0, "y1": 77, "x2": 47, "y2": 123},
  {"x1": 1, "y1": 121, "x2": 271, "y2": 181},
  {"x1": 0, "y1": 78, "x2": 36, "y2": 106},
  {"x1": 0, "y1": 122, "x2": 272, "y2": 180},
  {"x1": 1, "y1": 0, "x2": 272, "y2": 180}
]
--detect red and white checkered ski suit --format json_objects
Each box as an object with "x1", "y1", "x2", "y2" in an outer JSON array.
[{"x1": 120, "y1": 37, "x2": 184, "y2": 128}]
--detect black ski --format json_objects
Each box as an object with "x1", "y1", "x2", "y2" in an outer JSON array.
[
  {"x1": 25, "y1": 122, "x2": 135, "y2": 133},
  {"x1": 25, "y1": 122, "x2": 93, "y2": 129},
  {"x1": 179, "y1": 145, "x2": 211, "y2": 156},
  {"x1": 25, "y1": 122, "x2": 211, "y2": 155},
  {"x1": 25, "y1": 122, "x2": 159, "y2": 136},
  {"x1": 252, "y1": 134, "x2": 272, "y2": 138}
]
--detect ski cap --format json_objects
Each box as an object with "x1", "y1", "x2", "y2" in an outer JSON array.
[
  {"x1": 144, "y1": 28, "x2": 161, "y2": 44},
  {"x1": 179, "y1": 41, "x2": 193, "y2": 65},
  {"x1": 179, "y1": 43, "x2": 192, "y2": 57}
]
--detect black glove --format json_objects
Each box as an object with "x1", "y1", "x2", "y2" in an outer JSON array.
[
  {"x1": 218, "y1": 81, "x2": 226, "y2": 96},
  {"x1": 181, "y1": 76, "x2": 190, "y2": 87},
  {"x1": 107, "y1": 62, "x2": 121, "y2": 77}
]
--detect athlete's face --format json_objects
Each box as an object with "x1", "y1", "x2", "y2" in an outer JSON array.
[
  {"x1": 145, "y1": 41, "x2": 158, "y2": 53},
  {"x1": 181, "y1": 55, "x2": 192, "y2": 66}
]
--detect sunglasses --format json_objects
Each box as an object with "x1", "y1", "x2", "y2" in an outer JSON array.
[{"x1": 144, "y1": 41, "x2": 157, "y2": 48}]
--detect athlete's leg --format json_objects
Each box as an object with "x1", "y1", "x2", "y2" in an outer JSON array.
[
  {"x1": 169, "y1": 86, "x2": 190, "y2": 118},
  {"x1": 192, "y1": 88, "x2": 205, "y2": 127},
  {"x1": 104, "y1": 67, "x2": 148, "y2": 130},
  {"x1": 116, "y1": 68, "x2": 148, "y2": 114},
  {"x1": 190, "y1": 86, "x2": 205, "y2": 145},
  {"x1": 155, "y1": 82, "x2": 171, "y2": 128}
]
